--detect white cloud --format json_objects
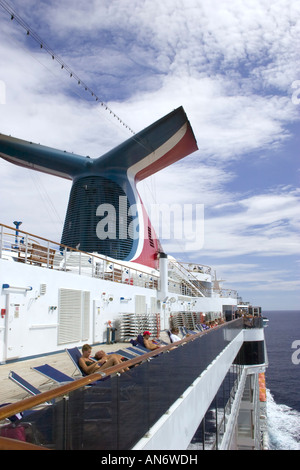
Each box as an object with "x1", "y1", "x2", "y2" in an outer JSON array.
[
  {"x1": 0, "y1": 0, "x2": 299, "y2": 308},
  {"x1": 202, "y1": 189, "x2": 300, "y2": 258}
]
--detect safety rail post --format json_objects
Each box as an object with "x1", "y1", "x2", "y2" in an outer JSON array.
[
  {"x1": 78, "y1": 251, "x2": 81, "y2": 275},
  {"x1": 0, "y1": 224, "x2": 3, "y2": 259},
  {"x1": 145, "y1": 358, "x2": 151, "y2": 439},
  {"x1": 127, "y1": 267, "x2": 131, "y2": 285},
  {"x1": 63, "y1": 248, "x2": 67, "y2": 271},
  {"x1": 63, "y1": 395, "x2": 69, "y2": 450},
  {"x1": 46, "y1": 241, "x2": 50, "y2": 268},
  {"x1": 91, "y1": 254, "x2": 95, "y2": 278},
  {"x1": 116, "y1": 373, "x2": 121, "y2": 450},
  {"x1": 24, "y1": 233, "x2": 28, "y2": 263},
  {"x1": 215, "y1": 394, "x2": 219, "y2": 450}
]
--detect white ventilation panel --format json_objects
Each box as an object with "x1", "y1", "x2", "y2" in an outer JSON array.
[
  {"x1": 150, "y1": 297, "x2": 156, "y2": 314},
  {"x1": 135, "y1": 295, "x2": 146, "y2": 314},
  {"x1": 58, "y1": 288, "x2": 90, "y2": 345},
  {"x1": 40, "y1": 284, "x2": 47, "y2": 295}
]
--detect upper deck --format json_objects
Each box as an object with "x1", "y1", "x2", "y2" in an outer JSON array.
[
  {"x1": 0, "y1": 222, "x2": 241, "y2": 363},
  {"x1": 0, "y1": 317, "x2": 267, "y2": 450}
]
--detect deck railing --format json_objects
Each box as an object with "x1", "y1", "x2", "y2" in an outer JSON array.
[
  {"x1": 0, "y1": 319, "x2": 245, "y2": 450},
  {"x1": 0, "y1": 223, "x2": 159, "y2": 290},
  {"x1": 168, "y1": 259, "x2": 210, "y2": 297}
]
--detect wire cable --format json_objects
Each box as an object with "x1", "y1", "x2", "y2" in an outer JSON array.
[{"x1": 0, "y1": 0, "x2": 135, "y2": 134}]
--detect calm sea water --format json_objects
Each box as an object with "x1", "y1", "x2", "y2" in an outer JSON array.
[{"x1": 264, "y1": 310, "x2": 300, "y2": 450}]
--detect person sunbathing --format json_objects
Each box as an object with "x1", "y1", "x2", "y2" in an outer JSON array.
[
  {"x1": 142, "y1": 331, "x2": 161, "y2": 350},
  {"x1": 169, "y1": 328, "x2": 181, "y2": 343},
  {"x1": 79, "y1": 344, "x2": 126, "y2": 375}
]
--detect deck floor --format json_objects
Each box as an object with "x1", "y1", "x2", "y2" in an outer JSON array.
[{"x1": 0, "y1": 342, "x2": 131, "y2": 405}]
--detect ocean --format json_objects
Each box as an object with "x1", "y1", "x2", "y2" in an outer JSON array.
[
  {"x1": 263, "y1": 310, "x2": 300, "y2": 450},
  {"x1": 189, "y1": 310, "x2": 300, "y2": 450}
]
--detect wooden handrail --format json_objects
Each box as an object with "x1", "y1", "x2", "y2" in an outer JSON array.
[
  {"x1": 0, "y1": 321, "x2": 243, "y2": 422},
  {"x1": 0, "y1": 436, "x2": 48, "y2": 450},
  {"x1": 0, "y1": 319, "x2": 245, "y2": 450},
  {"x1": 0, "y1": 332, "x2": 211, "y2": 422},
  {"x1": 0, "y1": 223, "x2": 159, "y2": 280},
  {"x1": 0, "y1": 223, "x2": 65, "y2": 247}
]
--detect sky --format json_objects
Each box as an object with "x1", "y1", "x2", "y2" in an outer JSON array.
[{"x1": 0, "y1": 0, "x2": 299, "y2": 310}]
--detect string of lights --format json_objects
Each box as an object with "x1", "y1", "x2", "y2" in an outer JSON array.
[{"x1": 0, "y1": 0, "x2": 135, "y2": 134}]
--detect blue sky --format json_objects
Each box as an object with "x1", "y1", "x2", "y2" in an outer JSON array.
[{"x1": 0, "y1": 0, "x2": 299, "y2": 310}]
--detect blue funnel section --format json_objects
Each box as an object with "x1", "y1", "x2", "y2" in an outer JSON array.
[
  {"x1": 61, "y1": 175, "x2": 137, "y2": 259},
  {"x1": 0, "y1": 107, "x2": 198, "y2": 268}
]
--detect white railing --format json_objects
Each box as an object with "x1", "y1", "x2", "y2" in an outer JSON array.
[
  {"x1": 0, "y1": 224, "x2": 159, "y2": 290},
  {"x1": 214, "y1": 288, "x2": 238, "y2": 299},
  {"x1": 179, "y1": 261, "x2": 212, "y2": 275},
  {"x1": 168, "y1": 259, "x2": 210, "y2": 297},
  {"x1": 177, "y1": 262, "x2": 239, "y2": 299}
]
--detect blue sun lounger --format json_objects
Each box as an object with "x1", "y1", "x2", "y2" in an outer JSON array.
[
  {"x1": 130, "y1": 336, "x2": 149, "y2": 352},
  {"x1": 135, "y1": 344, "x2": 150, "y2": 353},
  {"x1": 112, "y1": 349, "x2": 137, "y2": 360},
  {"x1": 66, "y1": 346, "x2": 141, "y2": 378},
  {"x1": 9, "y1": 371, "x2": 53, "y2": 405},
  {"x1": 132, "y1": 333, "x2": 166, "y2": 350},
  {"x1": 127, "y1": 346, "x2": 148, "y2": 356},
  {"x1": 180, "y1": 326, "x2": 197, "y2": 336},
  {"x1": 32, "y1": 364, "x2": 74, "y2": 384},
  {"x1": 66, "y1": 346, "x2": 117, "y2": 375},
  {"x1": 9, "y1": 371, "x2": 41, "y2": 397},
  {"x1": 66, "y1": 347, "x2": 86, "y2": 376},
  {"x1": 195, "y1": 324, "x2": 204, "y2": 332}
]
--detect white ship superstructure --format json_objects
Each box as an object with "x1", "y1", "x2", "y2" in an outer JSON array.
[
  {"x1": 0, "y1": 222, "x2": 268, "y2": 450},
  {"x1": 0, "y1": 99, "x2": 267, "y2": 452}
]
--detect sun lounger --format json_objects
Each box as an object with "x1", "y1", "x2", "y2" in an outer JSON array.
[
  {"x1": 130, "y1": 336, "x2": 150, "y2": 353},
  {"x1": 127, "y1": 346, "x2": 148, "y2": 356},
  {"x1": 66, "y1": 346, "x2": 123, "y2": 376},
  {"x1": 157, "y1": 339, "x2": 168, "y2": 345},
  {"x1": 65, "y1": 346, "x2": 85, "y2": 376},
  {"x1": 66, "y1": 346, "x2": 138, "y2": 378},
  {"x1": 110, "y1": 349, "x2": 137, "y2": 360},
  {"x1": 195, "y1": 324, "x2": 204, "y2": 332},
  {"x1": 8, "y1": 371, "x2": 53, "y2": 406},
  {"x1": 135, "y1": 343, "x2": 150, "y2": 353},
  {"x1": 32, "y1": 364, "x2": 74, "y2": 384},
  {"x1": 9, "y1": 371, "x2": 41, "y2": 397},
  {"x1": 180, "y1": 326, "x2": 197, "y2": 336}
]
